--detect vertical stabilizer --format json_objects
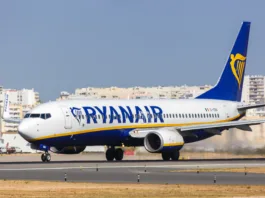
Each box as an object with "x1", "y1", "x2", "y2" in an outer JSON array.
[{"x1": 196, "y1": 22, "x2": 251, "y2": 101}]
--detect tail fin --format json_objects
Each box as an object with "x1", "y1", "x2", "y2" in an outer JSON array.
[
  {"x1": 196, "y1": 21, "x2": 251, "y2": 102},
  {"x1": 3, "y1": 93, "x2": 10, "y2": 119}
]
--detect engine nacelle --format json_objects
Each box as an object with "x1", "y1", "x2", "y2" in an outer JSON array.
[
  {"x1": 50, "y1": 146, "x2": 86, "y2": 154},
  {"x1": 144, "y1": 129, "x2": 184, "y2": 153}
]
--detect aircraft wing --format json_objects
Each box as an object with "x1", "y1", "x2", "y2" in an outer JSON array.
[
  {"x1": 129, "y1": 119, "x2": 265, "y2": 138},
  {"x1": 177, "y1": 119, "x2": 265, "y2": 133}
]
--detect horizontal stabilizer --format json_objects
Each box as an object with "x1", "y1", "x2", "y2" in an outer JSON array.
[{"x1": 237, "y1": 103, "x2": 265, "y2": 111}]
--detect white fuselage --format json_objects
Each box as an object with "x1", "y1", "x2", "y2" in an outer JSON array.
[{"x1": 18, "y1": 99, "x2": 242, "y2": 147}]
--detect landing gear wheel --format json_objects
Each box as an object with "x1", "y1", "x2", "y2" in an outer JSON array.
[
  {"x1": 114, "y1": 148, "x2": 124, "y2": 161},
  {"x1": 46, "y1": 153, "x2": 51, "y2": 162},
  {"x1": 106, "y1": 148, "x2": 115, "y2": 161},
  {"x1": 41, "y1": 153, "x2": 51, "y2": 162},
  {"x1": 162, "y1": 152, "x2": 171, "y2": 161},
  {"x1": 170, "y1": 150, "x2": 180, "y2": 161},
  {"x1": 41, "y1": 153, "x2": 46, "y2": 162}
]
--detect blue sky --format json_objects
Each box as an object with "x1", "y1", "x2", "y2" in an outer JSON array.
[{"x1": 1, "y1": 0, "x2": 265, "y2": 101}]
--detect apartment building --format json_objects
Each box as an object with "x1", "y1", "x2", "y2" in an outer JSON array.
[{"x1": 242, "y1": 75, "x2": 265, "y2": 116}]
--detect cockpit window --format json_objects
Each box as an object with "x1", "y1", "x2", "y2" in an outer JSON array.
[
  {"x1": 24, "y1": 114, "x2": 30, "y2": 118},
  {"x1": 46, "y1": 113, "x2": 51, "y2": 119},
  {"x1": 24, "y1": 113, "x2": 51, "y2": 119},
  {"x1": 30, "y1": 114, "x2": 40, "y2": 118},
  {"x1": 40, "y1": 113, "x2": 51, "y2": 120}
]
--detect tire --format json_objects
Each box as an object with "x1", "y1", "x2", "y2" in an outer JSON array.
[
  {"x1": 114, "y1": 148, "x2": 124, "y2": 161},
  {"x1": 170, "y1": 150, "x2": 180, "y2": 161},
  {"x1": 106, "y1": 149, "x2": 115, "y2": 161},
  {"x1": 41, "y1": 153, "x2": 46, "y2": 162},
  {"x1": 46, "y1": 154, "x2": 51, "y2": 162},
  {"x1": 162, "y1": 152, "x2": 171, "y2": 161}
]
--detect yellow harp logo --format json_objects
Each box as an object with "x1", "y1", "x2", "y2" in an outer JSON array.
[{"x1": 230, "y1": 53, "x2": 246, "y2": 88}]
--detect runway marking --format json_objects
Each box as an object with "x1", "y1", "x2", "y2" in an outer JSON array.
[{"x1": 1, "y1": 163, "x2": 265, "y2": 171}]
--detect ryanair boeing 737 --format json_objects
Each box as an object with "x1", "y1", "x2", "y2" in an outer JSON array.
[{"x1": 10, "y1": 21, "x2": 265, "y2": 162}]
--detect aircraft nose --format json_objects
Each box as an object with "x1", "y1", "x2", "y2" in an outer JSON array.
[{"x1": 18, "y1": 121, "x2": 32, "y2": 141}]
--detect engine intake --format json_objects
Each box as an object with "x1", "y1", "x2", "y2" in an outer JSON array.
[{"x1": 144, "y1": 129, "x2": 184, "y2": 153}]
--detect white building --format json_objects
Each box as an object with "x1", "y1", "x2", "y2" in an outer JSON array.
[
  {"x1": 0, "y1": 87, "x2": 41, "y2": 133},
  {"x1": 4, "y1": 88, "x2": 38, "y2": 106},
  {"x1": 57, "y1": 85, "x2": 213, "y2": 101},
  {"x1": 242, "y1": 75, "x2": 265, "y2": 116}
]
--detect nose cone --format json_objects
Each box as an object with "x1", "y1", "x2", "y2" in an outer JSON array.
[{"x1": 18, "y1": 120, "x2": 33, "y2": 141}]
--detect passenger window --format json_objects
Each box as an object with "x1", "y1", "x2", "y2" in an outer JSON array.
[
  {"x1": 209, "y1": 114, "x2": 211, "y2": 118},
  {"x1": 194, "y1": 114, "x2": 197, "y2": 118},
  {"x1": 179, "y1": 114, "x2": 182, "y2": 118},
  {"x1": 185, "y1": 114, "x2": 187, "y2": 118},
  {"x1": 182, "y1": 114, "x2": 184, "y2": 118},
  {"x1": 172, "y1": 114, "x2": 175, "y2": 118},
  {"x1": 169, "y1": 114, "x2": 171, "y2": 118},
  {"x1": 176, "y1": 114, "x2": 178, "y2": 118}
]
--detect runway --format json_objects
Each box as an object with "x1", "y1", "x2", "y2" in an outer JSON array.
[{"x1": 1, "y1": 154, "x2": 265, "y2": 184}]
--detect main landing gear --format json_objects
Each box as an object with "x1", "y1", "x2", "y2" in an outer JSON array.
[
  {"x1": 161, "y1": 150, "x2": 180, "y2": 161},
  {"x1": 106, "y1": 147, "x2": 124, "y2": 161},
  {"x1": 41, "y1": 152, "x2": 51, "y2": 162}
]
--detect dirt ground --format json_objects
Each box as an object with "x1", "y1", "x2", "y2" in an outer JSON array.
[{"x1": 0, "y1": 180, "x2": 265, "y2": 198}]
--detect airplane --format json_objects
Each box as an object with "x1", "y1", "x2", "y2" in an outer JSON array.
[
  {"x1": 2, "y1": 93, "x2": 21, "y2": 123},
  {"x1": 16, "y1": 21, "x2": 265, "y2": 162}
]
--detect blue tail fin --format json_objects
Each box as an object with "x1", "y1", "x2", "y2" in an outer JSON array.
[{"x1": 196, "y1": 21, "x2": 251, "y2": 102}]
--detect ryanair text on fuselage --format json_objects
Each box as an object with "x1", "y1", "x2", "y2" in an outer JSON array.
[{"x1": 70, "y1": 106, "x2": 164, "y2": 124}]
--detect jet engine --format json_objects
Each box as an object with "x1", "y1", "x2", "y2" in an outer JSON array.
[
  {"x1": 50, "y1": 146, "x2": 86, "y2": 154},
  {"x1": 144, "y1": 129, "x2": 184, "y2": 153}
]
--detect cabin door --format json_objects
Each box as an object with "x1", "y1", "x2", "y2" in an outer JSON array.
[{"x1": 61, "y1": 107, "x2": 72, "y2": 129}]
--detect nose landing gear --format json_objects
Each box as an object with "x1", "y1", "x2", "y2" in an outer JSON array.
[
  {"x1": 41, "y1": 152, "x2": 51, "y2": 162},
  {"x1": 106, "y1": 147, "x2": 124, "y2": 161}
]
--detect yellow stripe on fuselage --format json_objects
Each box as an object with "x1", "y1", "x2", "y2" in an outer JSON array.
[{"x1": 31, "y1": 114, "x2": 241, "y2": 141}]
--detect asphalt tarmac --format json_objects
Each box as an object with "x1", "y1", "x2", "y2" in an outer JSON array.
[{"x1": 1, "y1": 154, "x2": 265, "y2": 184}]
